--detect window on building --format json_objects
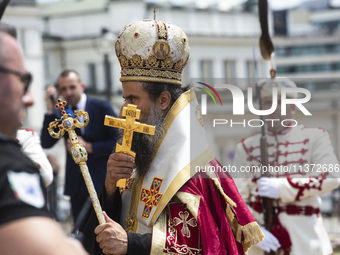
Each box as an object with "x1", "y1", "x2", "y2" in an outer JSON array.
[
  {"x1": 87, "y1": 63, "x2": 97, "y2": 92},
  {"x1": 275, "y1": 47, "x2": 286, "y2": 57},
  {"x1": 200, "y1": 60, "x2": 213, "y2": 79},
  {"x1": 277, "y1": 63, "x2": 336, "y2": 74},
  {"x1": 275, "y1": 44, "x2": 340, "y2": 57},
  {"x1": 334, "y1": 63, "x2": 340, "y2": 71},
  {"x1": 182, "y1": 62, "x2": 190, "y2": 86},
  {"x1": 224, "y1": 60, "x2": 236, "y2": 83},
  {"x1": 43, "y1": 53, "x2": 50, "y2": 82},
  {"x1": 335, "y1": 44, "x2": 340, "y2": 54},
  {"x1": 246, "y1": 60, "x2": 258, "y2": 79},
  {"x1": 16, "y1": 29, "x2": 26, "y2": 54}
]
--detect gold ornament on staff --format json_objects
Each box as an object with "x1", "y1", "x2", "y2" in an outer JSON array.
[
  {"x1": 104, "y1": 104, "x2": 156, "y2": 188},
  {"x1": 47, "y1": 99, "x2": 105, "y2": 225}
]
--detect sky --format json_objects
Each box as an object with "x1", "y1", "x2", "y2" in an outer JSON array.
[{"x1": 35, "y1": 0, "x2": 315, "y2": 11}]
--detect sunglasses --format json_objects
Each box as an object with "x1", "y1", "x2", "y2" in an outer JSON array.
[{"x1": 0, "y1": 66, "x2": 33, "y2": 93}]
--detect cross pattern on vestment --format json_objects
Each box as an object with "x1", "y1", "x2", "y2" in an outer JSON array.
[
  {"x1": 140, "y1": 177, "x2": 163, "y2": 219},
  {"x1": 104, "y1": 104, "x2": 155, "y2": 187},
  {"x1": 173, "y1": 211, "x2": 198, "y2": 238},
  {"x1": 119, "y1": 177, "x2": 135, "y2": 195}
]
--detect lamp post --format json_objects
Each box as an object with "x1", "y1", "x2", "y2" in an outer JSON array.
[{"x1": 93, "y1": 28, "x2": 116, "y2": 102}]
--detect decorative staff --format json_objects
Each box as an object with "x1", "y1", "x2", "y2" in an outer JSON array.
[
  {"x1": 0, "y1": 0, "x2": 10, "y2": 20},
  {"x1": 153, "y1": 5, "x2": 156, "y2": 20},
  {"x1": 258, "y1": 0, "x2": 276, "y2": 254},
  {"x1": 104, "y1": 104, "x2": 155, "y2": 188},
  {"x1": 48, "y1": 99, "x2": 105, "y2": 225}
]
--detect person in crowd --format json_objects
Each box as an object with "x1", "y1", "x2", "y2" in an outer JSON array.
[
  {"x1": 41, "y1": 70, "x2": 119, "y2": 222},
  {"x1": 234, "y1": 77, "x2": 340, "y2": 255},
  {"x1": 81, "y1": 19, "x2": 264, "y2": 255},
  {"x1": 0, "y1": 29, "x2": 88, "y2": 255},
  {"x1": 0, "y1": 20, "x2": 54, "y2": 188}
]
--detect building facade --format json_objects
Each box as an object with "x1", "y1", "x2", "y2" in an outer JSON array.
[
  {"x1": 40, "y1": 0, "x2": 267, "y2": 109},
  {"x1": 3, "y1": 0, "x2": 340, "y2": 172},
  {"x1": 2, "y1": 0, "x2": 46, "y2": 131}
]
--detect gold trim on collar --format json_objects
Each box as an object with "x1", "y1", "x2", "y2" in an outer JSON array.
[
  {"x1": 151, "y1": 89, "x2": 195, "y2": 162},
  {"x1": 162, "y1": 89, "x2": 196, "y2": 133},
  {"x1": 126, "y1": 89, "x2": 202, "y2": 231},
  {"x1": 150, "y1": 205, "x2": 167, "y2": 254},
  {"x1": 126, "y1": 174, "x2": 143, "y2": 233},
  {"x1": 151, "y1": 146, "x2": 214, "y2": 226}
]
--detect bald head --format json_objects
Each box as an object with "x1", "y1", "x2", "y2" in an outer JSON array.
[
  {"x1": 0, "y1": 31, "x2": 21, "y2": 68},
  {"x1": 0, "y1": 31, "x2": 25, "y2": 83},
  {"x1": 0, "y1": 32, "x2": 26, "y2": 138},
  {"x1": 0, "y1": 32, "x2": 12, "y2": 91},
  {"x1": 0, "y1": 22, "x2": 17, "y2": 39},
  {"x1": 0, "y1": 31, "x2": 9, "y2": 66}
]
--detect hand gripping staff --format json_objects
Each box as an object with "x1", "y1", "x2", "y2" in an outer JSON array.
[{"x1": 48, "y1": 99, "x2": 105, "y2": 224}]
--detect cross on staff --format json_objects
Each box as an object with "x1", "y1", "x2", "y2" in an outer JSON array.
[
  {"x1": 47, "y1": 99, "x2": 105, "y2": 225},
  {"x1": 104, "y1": 104, "x2": 155, "y2": 187}
]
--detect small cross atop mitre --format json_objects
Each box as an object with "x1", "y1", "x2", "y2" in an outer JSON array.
[{"x1": 104, "y1": 104, "x2": 156, "y2": 158}]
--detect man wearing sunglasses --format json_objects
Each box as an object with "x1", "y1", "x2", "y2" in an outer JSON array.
[
  {"x1": 40, "y1": 69, "x2": 119, "y2": 224},
  {"x1": 0, "y1": 22, "x2": 54, "y2": 188},
  {"x1": 0, "y1": 30, "x2": 88, "y2": 255},
  {"x1": 0, "y1": 66, "x2": 32, "y2": 93}
]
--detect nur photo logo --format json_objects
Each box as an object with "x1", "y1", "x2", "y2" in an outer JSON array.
[
  {"x1": 194, "y1": 78, "x2": 312, "y2": 128},
  {"x1": 196, "y1": 82, "x2": 223, "y2": 115}
]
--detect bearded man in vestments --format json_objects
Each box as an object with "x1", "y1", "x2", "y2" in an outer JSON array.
[{"x1": 81, "y1": 19, "x2": 264, "y2": 255}]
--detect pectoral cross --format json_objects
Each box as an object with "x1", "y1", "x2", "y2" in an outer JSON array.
[
  {"x1": 140, "y1": 177, "x2": 163, "y2": 219},
  {"x1": 104, "y1": 104, "x2": 155, "y2": 187}
]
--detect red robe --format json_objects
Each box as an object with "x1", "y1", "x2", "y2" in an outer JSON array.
[
  {"x1": 150, "y1": 158, "x2": 263, "y2": 255},
  {"x1": 81, "y1": 89, "x2": 263, "y2": 254}
]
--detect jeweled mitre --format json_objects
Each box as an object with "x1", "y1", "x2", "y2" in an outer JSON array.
[{"x1": 116, "y1": 20, "x2": 190, "y2": 86}]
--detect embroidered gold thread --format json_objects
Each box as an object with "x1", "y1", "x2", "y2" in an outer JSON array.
[
  {"x1": 156, "y1": 20, "x2": 167, "y2": 39},
  {"x1": 121, "y1": 68, "x2": 181, "y2": 80}
]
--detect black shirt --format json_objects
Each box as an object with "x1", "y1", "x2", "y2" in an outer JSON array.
[{"x1": 0, "y1": 135, "x2": 51, "y2": 226}]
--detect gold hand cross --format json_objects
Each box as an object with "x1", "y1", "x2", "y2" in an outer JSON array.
[{"x1": 104, "y1": 104, "x2": 156, "y2": 187}]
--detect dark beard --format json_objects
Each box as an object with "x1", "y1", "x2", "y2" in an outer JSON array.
[{"x1": 116, "y1": 104, "x2": 165, "y2": 177}]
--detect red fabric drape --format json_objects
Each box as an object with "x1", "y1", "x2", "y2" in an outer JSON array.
[{"x1": 178, "y1": 158, "x2": 257, "y2": 254}]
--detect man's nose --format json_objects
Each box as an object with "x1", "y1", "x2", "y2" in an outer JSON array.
[
  {"x1": 22, "y1": 91, "x2": 34, "y2": 108},
  {"x1": 65, "y1": 88, "x2": 73, "y2": 96},
  {"x1": 119, "y1": 102, "x2": 128, "y2": 118}
]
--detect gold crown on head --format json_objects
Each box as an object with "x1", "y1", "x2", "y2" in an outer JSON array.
[{"x1": 115, "y1": 20, "x2": 190, "y2": 86}]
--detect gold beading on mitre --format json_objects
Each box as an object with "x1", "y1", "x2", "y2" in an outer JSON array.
[{"x1": 116, "y1": 20, "x2": 190, "y2": 86}]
